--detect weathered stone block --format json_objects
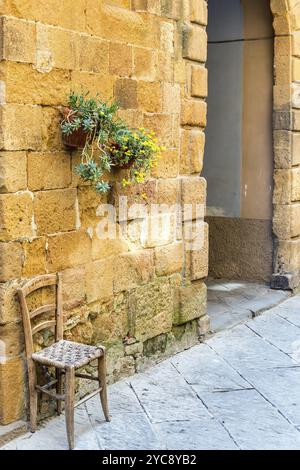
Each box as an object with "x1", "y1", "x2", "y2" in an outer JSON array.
[
  {"x1": 113, "y1": 251, "x2": 154, "y2": 293},
  {"x1": 0, "y1": 105, "x2": 43, "y2": 151},
  {"x1": 47, "y1": 231, "x2": 92, "y2": 272},
  {"x1": 0, "y1": 358, "x2": 24, "y2": 425},
  {"x1": 115, "y1": 78, "x2": 138, "y2": 109},
  {"x1": 137, "y1": 81, "x2": 161, "y2": 113},
  {"x1": 78, "y1": 35, "x2": 109, "y2": 74},
  {"x1": 0, "y1": 242, "x2": 23, "y2": 282},
  {"x1": 181, "y1": 99, "x2": 207, "y2": 127},
  {"x1": 180, "y1": 129, "x2": 205, "y2": 175},
  {"x1": 1, "y1": 17, "x2": 36, "y2": 64},
  {"x1": 71, "y1": 71, "x2": 114, "y2": 101},
  {"x1": 85, "y1": 257, "x2": 114, "y2": 303},
  {"x1": 109, "y1": 42, "x2": 133, "y2": 77},
  {"x1": 0, "y1": 281, "x2": 21, "y2": 325},
  {"x1": 181, "y1": 176, "x2": 206, "y2": 220},
  {"x1": 0, "y1": 62, "x2": 70, "y2": 106},
  {"x1": 28, "y1": 152, "x2": 71, "y2": 191},
  {"x1": 151, "y1": 149, "x2": 179, "y2": 179},
  {"x1": 155, "y1": 242, "x2": 184, "y2": 276},
  {"x1": 0, "y1": 152, "x2": 27, "y2": 193},
  {"x1": 182, "y1": 23, "x2": 207, "y2": 63},
  {"x1": 190, "y1": 0, "x2": 208, "y2": 25},
  {"x1": 129, "y1": 278, "x2": 174, "y2": 342},
  {"x1": 22, "y1": 237, "x2": 47, "y2": 277},
  {"x1": 174, "y1": 281, "x2": 206, "y2": 326},
  {"x1": 61, "y1": 266, "x2": 86, "y2": 311},
  {"x1": 34, "y1": 189, "x2": 77, "y2": 235},
  {"x1": 190, "y1": 222, "x2": 209, "y2": 280},
  {"x1": 0, "y1": 192, "x2": 34, "y2": 241},
  {"x1": 143, "y1": 113, "x2": 173, "y2": 146},
  {"x1": 191, "y1": 65, "x2": 208, "y2": 98},
  {"x1": 133, "y1": 46, "x2": 157, "y2": 81},
  {"x1": 162, "y1": 83, "x2": 181, "y2": 114}
]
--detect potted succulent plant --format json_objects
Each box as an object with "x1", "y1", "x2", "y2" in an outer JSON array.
[{"x1": 61, "y1": 91, "x2": 164, "y2": 193}]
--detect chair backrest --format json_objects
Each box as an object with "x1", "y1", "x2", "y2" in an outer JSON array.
[{"x1": 18, "y1": 273, "x2": 63, "y2": 359}]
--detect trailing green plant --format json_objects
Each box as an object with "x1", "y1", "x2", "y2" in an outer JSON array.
[{"x1": 61, "y1": 91, "x2": 164, "y2": 193}]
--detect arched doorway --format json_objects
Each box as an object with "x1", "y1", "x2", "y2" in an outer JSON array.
[{"x1": 204, "y1": 0, "x2": 274, "y2": 282}]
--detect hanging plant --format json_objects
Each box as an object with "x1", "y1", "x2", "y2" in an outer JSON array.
[{"x1": 61, "y1": 91, "x2": 164, "y2": 193}]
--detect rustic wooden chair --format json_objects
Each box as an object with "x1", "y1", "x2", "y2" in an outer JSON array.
[{"x1": 18, "y1": 273, "x2": 110, "y2": 450}]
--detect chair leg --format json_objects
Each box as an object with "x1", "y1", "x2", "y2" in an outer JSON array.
[
  {"x1": 56, "y1": 368, "x2": 63, "y2": 415},
  {"x1": 65, "y1": 367, "x2": 75, "y2": 450},
  {"x1": 98, "y1": 354, "x2": 110, "y2": 422},
  {"x1": 28, "y1": 359, "x2": 38, "y2": 433}
]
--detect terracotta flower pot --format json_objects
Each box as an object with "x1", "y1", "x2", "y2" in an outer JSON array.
[{"x1": 61, "y1": 107, "x2": 90, "y2": 149}]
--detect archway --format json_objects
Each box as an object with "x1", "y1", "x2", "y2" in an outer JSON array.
[{"x1": 204, "y1": 0, "x2": 275, "y2": 282}]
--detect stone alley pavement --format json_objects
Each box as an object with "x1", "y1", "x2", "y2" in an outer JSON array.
[{"x1": 3, "y1": 293, "x2": 300, "y2": 450}]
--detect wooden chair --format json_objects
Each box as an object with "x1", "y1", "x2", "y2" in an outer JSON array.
[{"x1": 18, "y1": 273, "x2": 110, "y2": 450}]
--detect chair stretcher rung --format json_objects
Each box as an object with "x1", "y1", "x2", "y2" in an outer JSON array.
[
  {"x1": 35, "y1": 384, "x2": 65, "y2": 401},
  {"x1": 74, "y1": 388, "x2": 102, "y2": 408}
]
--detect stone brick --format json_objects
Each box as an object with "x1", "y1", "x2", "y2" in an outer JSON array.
[
  {"x1": 0, "y1": 192, "x2": 34, "y2": 241},
  {"x1": 0, "y1": 105, "x2": 43, "y2": 151},
  {"x1": 0, "y1": 358, "x2": 24, "y2": 425},
  {"x1": 89, "y1": 293, "x2": 129, "y2": 344},
  {"x1": 77, "y1": 186, "x2": 108, "y2": 229},
  {"x1": 181, "y1": 176, "x2": 207, "y2": 220},
  {"x1": 137, "y1": 81, "x2": 161, "y2": 113},
  {"x1": 113, "y1": 251, "x2": 154, "y2": 293},
  {"x1": 274, "y1": 130, "x2": 292, "y2": 168},
  {"x1": 78, "y1": 35, "x2": 109, "y2": 74},
  {"x1": 151, "y1": 149, "x2": 179, "y2": 179},
  {"x1": 71, "y1": 72, "x2": 115, "y2": 101},
  {"x1": 0, "y1": 62, "x2": 70, "y2": 106},
  {"x1": 190, "y1": 222, "x2": 209, "y2": 280},
  {"x1": 41, "y1": 107, "x2": 64, "y2": 151},
  {"x1": 0, "y1": 242, "x2": 23, "y2": 282},
  {"x1": 161, "y1": 0, "x2": 181, "y2": 19},
  {"x1": 162, "y1": 83, "x2": 181, "y2": 114},
  {"x1": 180, "y1": 129, "x2": 205, "y2": 175},
  {"x1": 292, "y1": 132, "x2": 300, "y2": 166},
  {"x1": 47, "y1": 231, "x2": 92, "y2": 272},
  {"x1": 133, "y1": 47, "x2": 157, "y2": 81},
  {"x1": 143, "y1": 113, "x2": 173, "y2": 146},
  {"x1": 191, "y1": 65, "x2": 208, "y2": 98},
  {"x1": 273, "y1": 169, "x2": 291, "y2": 204},
  {"x1": 115, "y1": 79, "x2": 138, "y2": 109},
  {"x1": 292, "y1": 168, "x2": 300, "y2": 201},
  {"x1": 40, "y1": 25, "x2": 77, "y2": 71},
  {"x1": 0, "y1": 322, "x2": 24, "y2": 358},
  {"x1": 181, "y1": 99, "x2": 207, "y2": 127},
  {"x1": 190, "y1": 0, "x2": 208, "y2": 25},
  {"x1": 142, "y1": 213, "x2": 177, "y2": 248},
  {"x1": 155, "y1": 242, "x2": 184, "y2": 276},
  {"x1": 34, "y1": 189, "x2": 77, "y2": 235},
  {"x1": 0, "y1": 152, "x2": 27, "y2": 193},
  {"x1": 174, "y1": 281, "x2": 206, "y2": 326},
  {"x1": 182, "y1": 23, "x2": 207, "y2": 63},
  {"x1": 28, "y1": 152, "x2": 71, "y2": 191},
  {"x1": 61, "y1": 266, "x2": 86, "y2": 310},
  {"x1": 275, "y1": 238, "x2": 300, "y2": 272},
  {"x1": 0, "y1": 281, "x2": 21, "y2": 325},
  {"x1": 85, "y1": 257, "x2": 114, "y2": 303},
  {"x1": 22, "y1": 237, "x2": 47, "y2": 277},
  {"x1": 129, "y1": 278, "x2": 174, "y2": 342},
  {"x1": 109, "y1": 42, "x2": 133, "y2": 77},
  {"x1": 156, "y1": 178, "x2": 180, "y2": 205},
  {"x1": 1, "y1": 17, "x2": 36, "y2": 64}
]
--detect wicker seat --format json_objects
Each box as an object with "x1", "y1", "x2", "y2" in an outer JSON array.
[
  {"x1": 18, "y1": 274, "x2": 110, "y2": 450},
  {"x1": 32, "y1": 340, "x2": 104, "y2": 369}
]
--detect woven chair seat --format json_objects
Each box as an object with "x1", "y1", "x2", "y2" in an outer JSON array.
[{"x1": 32, "y1": 340, "x2": 104, "y2": 369}]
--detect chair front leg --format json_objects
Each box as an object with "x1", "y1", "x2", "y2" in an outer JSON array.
[
  {"x1": 28, "y1": 359, "x2": 38, "y2": 433},
  {"x1": 98, "y1": 353, "x2": 110, "y2": 422},
  {"x1": 65, "y1": 367, "x2": 75, "y2": 450},
  {"x1": 56, "y1": 368, "x2": 63, "y2": 415}
]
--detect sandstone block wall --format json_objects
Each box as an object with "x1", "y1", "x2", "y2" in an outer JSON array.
[{"x1": 0, "y1": 0, "x2": 209, "y2": 425}]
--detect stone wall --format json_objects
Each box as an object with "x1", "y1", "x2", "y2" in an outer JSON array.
[{"x1": 0, "y1": 0, "x2": 209, "y2": 425}]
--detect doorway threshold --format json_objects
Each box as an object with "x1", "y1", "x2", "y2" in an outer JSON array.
[{"x1": 207, "y1": 278, "x2": 291, "y2": 334}]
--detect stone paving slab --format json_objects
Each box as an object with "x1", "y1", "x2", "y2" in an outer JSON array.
[
  {"x1": 171, "y1": 343, "x2": 250, "y2": 391},
  {"x1": 154, "y1": 419, "x2": 238, "y2": 450},
  {"x1": 129, "y1": 362, "x2": 211, "y2": 423},
  {"x1": 240, "y1": 366, "x2": 300, "y2": 427},
  {"x1": 246, "y1": 311, "x2": 300, "y2": 355},
  {"x1": 208, "y1": 324, "x2": 298, "y2": 370},
  {"x1": 195, "y1": 389, "x2": 300, "y2": 450}
]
